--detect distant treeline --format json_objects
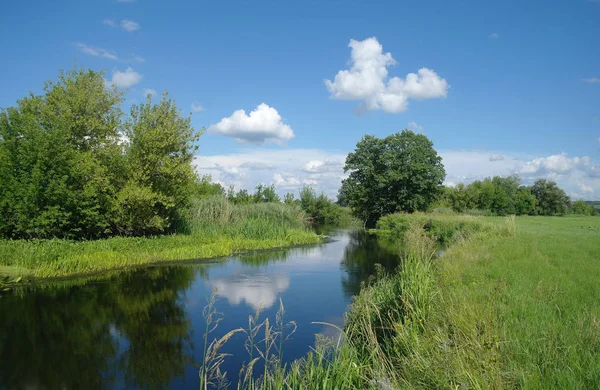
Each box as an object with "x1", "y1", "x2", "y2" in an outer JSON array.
[{"x1": 436, "y1": 176, "x2": 597, "y2": 216}]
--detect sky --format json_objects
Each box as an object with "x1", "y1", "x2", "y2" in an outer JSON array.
[{"x1": 1, "y1": 0, "x2": 599, "y2": 199}]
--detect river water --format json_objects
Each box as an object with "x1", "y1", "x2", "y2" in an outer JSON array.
[{"x1": 0, "y1": 230, "x2": 401, "y2": 390}]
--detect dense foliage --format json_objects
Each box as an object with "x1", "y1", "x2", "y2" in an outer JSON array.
[
  {"x1": 440, "y1": 175, "x2": 537, "y2": 216},
  {"x1": 342, "y1": 130, "x2": 446, "y2": 226},
  {"x1": 0, "y1": 67, "x2": 200, "y2": 239},
  {"x1": 530, "y1": 178, "x2": 570, "y2": 216},
  {"x1": 297, "y1": 186, "x2": 355, "y2": 226},
  {"x1": 437, "y1": 176, "x2": 595, "y2": 216}
]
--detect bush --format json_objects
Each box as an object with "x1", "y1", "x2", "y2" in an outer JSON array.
[{"x1": 376, "y1": 212, "x2": 497, "y2": 244}]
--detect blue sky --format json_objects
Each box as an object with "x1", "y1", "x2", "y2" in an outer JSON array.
[{"x1": 1, "y1": 0, "x2": 599, "y2": 199}]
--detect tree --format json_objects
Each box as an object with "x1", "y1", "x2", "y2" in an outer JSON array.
[
  {"x1": 571, "y1": 200, "x2": 597, "y2": 216},
  {"x1": 343, "y1": 130, "x2": 445, "y2": 226},
  {"x1": 530, "y1": 179, "x2": 570, "y2": 215},
  {"x1": 253, "y1": 184, "x2": 280, "y2": 203},
  {"x1": 193, "y1": 175, "x2": 224, "y2": 199},
  {"x1": 283, "y1": 193, "x2": 295, "y2": 205},
  {"x1": 336, "y1": 179, "x2": 351, "y2": 207},
  {"x1": 117, "y1": 93, "x2": 201, "y2": 235},
  {"x1": 0, "y1": 67, "x2": 124, "y2": 238}
]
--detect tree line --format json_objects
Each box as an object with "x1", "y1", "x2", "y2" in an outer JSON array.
[
  {"x1": 438, "y1": 176, "x2": 596, "y2": 216},
  {"x1": 337, "y1": 130, "x2": 597, "y2": 225}
]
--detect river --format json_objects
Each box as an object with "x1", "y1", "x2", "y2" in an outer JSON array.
[{"x1": 0, "y1": 230, "x2": 401, "y2": 390}]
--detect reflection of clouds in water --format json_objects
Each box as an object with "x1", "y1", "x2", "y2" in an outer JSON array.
[{"x1": 210, "y1": 273, "x2": 290, "y2": 309}]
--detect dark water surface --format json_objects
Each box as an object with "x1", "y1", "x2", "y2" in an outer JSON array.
[{"x1": 0, "y1": 230, "x2": 401, "y2": 390}]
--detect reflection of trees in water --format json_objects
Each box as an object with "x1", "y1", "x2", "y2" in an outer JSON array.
[
  {"x1": 235, "y1": 244, "x2": 322, "y2": 268},
  {"x1": 0, "y1": 266, "x2": 196, "y2": 390},
  {"x1": 340, "y1": 230, "x2": 401, "y2": 298}
]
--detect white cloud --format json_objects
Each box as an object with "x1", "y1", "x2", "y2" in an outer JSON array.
[
  {"x1": 578, "y1": 182, "x2": 593, "y2": 193},
  {"x1": 76, "y1": 43, "x2": 144, "y2": 63},
  {"x1": 407, "y1": 121, "x2": 424, "y2": 133},
  {"x1": 240, "y1": 161, "x2": 275, "y2": 170},
  {"x1": 516, "y1": 153, "x2": 590, "y2": 175},
  {"x1": 273, "y1": 173, "x2": 302, "y2": 188},
  {"x1": 207, "y1": 103, "x2": 294, "y2": 144},
  {"x1": 489, "y1": 33, "x2": 499, "y2": 39},
  {"x1": 325, "y1": 37, "x2": 448, "y2": 113},
  {"x1": 106, "y1": 67, "x2": 142, "y2": 88},
  {"x1": 103, "y1": 19, "x2": 117, "y2": 27},
  {"x1": 303, "y1": 158, "x2": 344, "y2": 173},
  {"x1": 121, "y1": 19, "x2": 140, "y2": 32},
  {"x1": 142, "y1": 88, "x2": 156, "y2": 98},
  {"x1": 191, "y1": 102, "x2": 205, "y2": 112},
  {"x1": 489, "y1": 154, "x2": 504, "y2": 161},
  {"x1": 583, "y1": 77, "x2": 600, "y2": 84},
  {"x1": 76, "y1": 43, "x2": 118, "y2": 60}
]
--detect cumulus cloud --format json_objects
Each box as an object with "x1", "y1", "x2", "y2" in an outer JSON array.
[
  {"x1": 325, "y1": 37, "x2": 448, "y2": 113},
  {"x1": 407, "y1": 121, "x2": 424, "y2": 133},
  {"x1": 489, "y1": 154, "x2": 504, "y2": 162},
  {"x1": 208, "y1": 103, "x2": 294, "y2": 144},
  {"x1": 142, "y1": 88, "x2": 156, "y2": 98},
  {"x1": 103, "y1": 19, "x2": 117, "y2": 27},
  {"x1": 106, "y1": 67, "x2": 142, "y2": 88},
  {"x1": 516, "y1": 153, "x2": 590, "y2": 176},
  {"x1": 489, "y1": 33, "x2": 499, "y2": 39},
  {"x1": 191, "y1": 102, "x2": 205, "y2": 112},
  {"x1": 584, "y1": 77, "x2": 600, "y2": 84},
  {"x1": 121, "y1": 19, "x2": 140, "y2": 31}
]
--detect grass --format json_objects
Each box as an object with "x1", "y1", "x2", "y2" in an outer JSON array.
[
  {"x1": 352, "y1": 213, "x2": 600, "y2": 389},
  {"x1": 0, "y1": 197, "x2": 321, "y2": 281},
  {"x1": 195, "y1": 213, "x2": 600, "y2": 389}
]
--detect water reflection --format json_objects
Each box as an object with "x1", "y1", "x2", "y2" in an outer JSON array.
[
  {"x1": 340, "y1": 230, "x2": 401, "y2": 297},
  {"x1": 0, "y1": 230, "x2": 402, "y2": 390},
  {"x1": 210, "y1": 273, "x2": 290, "y2": 309},
  {"x1": 0, "y1": 266, "x2": 196, "y2": 390}
]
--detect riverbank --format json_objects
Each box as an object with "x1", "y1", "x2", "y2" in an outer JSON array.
[
  {"x1": 234, "y1": 213, "x2": 600, "y2": 389},
  {"x1": 0, "y1": 199, "x2": 321, "y2": 282}
]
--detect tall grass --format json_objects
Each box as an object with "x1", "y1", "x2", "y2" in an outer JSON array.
[
  {"x1": 194, "y1": 213, "x2": 526, "y2": 389},
  {"x1": 0, "y1": 196, "x2": 320, "y2": 280}
]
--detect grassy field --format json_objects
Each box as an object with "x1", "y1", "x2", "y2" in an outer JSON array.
[
  {"x1": 424, "y1": 215, "x2": 600, "y2": 388},
  {"x1": 0, "y1": 198, "x2": 321, "y2": 281},
  {"x1": 353, "y1": 214, "x2": 600, "y2": 389},
  {"x1": 220, "y1": 214, "x2": 600, "y2": 389}
]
